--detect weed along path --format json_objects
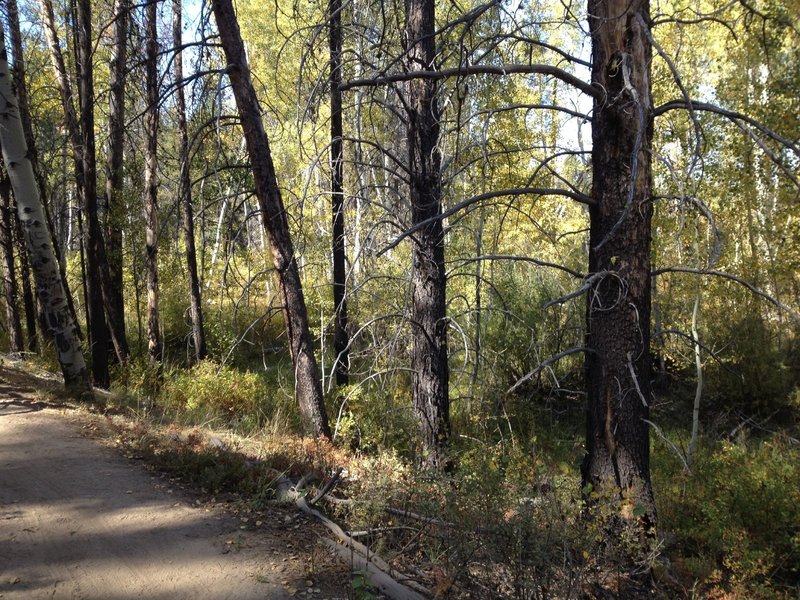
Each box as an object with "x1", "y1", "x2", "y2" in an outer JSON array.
[{"x1": 0, "y1": 378, "x2": 348, "y2": 600}]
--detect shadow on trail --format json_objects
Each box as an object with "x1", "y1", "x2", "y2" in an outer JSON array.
[
  {"x1": 0, "y1": 410, "x2": 292, "y2": 600},
  {"x1": 0, "y1": 388, "x2": 52, "y2": 416}
]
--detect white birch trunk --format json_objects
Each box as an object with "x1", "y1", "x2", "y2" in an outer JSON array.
[{"x1": 0, "y1": 25, "x2": 88, "y2": 392}]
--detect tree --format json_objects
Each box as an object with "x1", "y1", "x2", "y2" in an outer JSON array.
[
  {"x1": 144, "y1": 0, "x2": 162, "y2": 363},
  {"x1": 0, "y1": 177, "x2": 24, "y2": 354},
  {"x1": 173, "y1": 0, "x2": 207, "y2": 364},
  {"x1": 104, "y1": 0, "x2": 129, "y2": 349},
  {"x1": 580, "y1": 0, "x2": 655, "y2": 523},
  {"x1": 40, "y1": 0, "x2": 129, "y2": 384},
  {"x1": 0, "y1": 21, "x2": 89, "y2": 392},
  {"x1": 211, "y1": 0, "x2": 331, "y2": 438},
  {"x1": 329, "y1": 0, "x2": 349, "y2": 386},
  {"x1": 405, "y1": 0, "x2": 450, "y2": 468}
]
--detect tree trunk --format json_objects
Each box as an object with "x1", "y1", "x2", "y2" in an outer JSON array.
[
  {"x1": 406, "y1": 0, "x2": 450, "y2": 469},
  {"x1": 144, "y1": 0, "x2": 161, "y2": 363},
  {"x1": 0, "y1": 24, "x2": 89, "y2": 392},
  {"x1": 10, "y1": 0, "x2": 73, "y2": 348},
  {"x1": 173, "y1": 0, "x2": 207, "y2": 363},
  {"x1": 0, "y1": 179, "x2": 24, "y2": 354},
  {"x1": 211, "y1": 0, "x2": 331, "y2": 438},
  {"x1": 41, "y1": 0, "x2": 128, "y2": 378},
  {"x1": 329, "y1": 0, "x2": 349, "y2": 386},
  {"x1": 104, "y1": 0, "x2": 129, "y2": 351},
  {"x1": 73, "y1": 0, "x2": 110, "y2": 386},
  {"x1": 582, "y1": 0, "x2": 655, "y2": 524},
  {"x1": 14, "y1": 203, "x2": 38, "y2": 352}
]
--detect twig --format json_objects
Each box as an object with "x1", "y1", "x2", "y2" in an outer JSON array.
[
  {"x1": 309, "y1": 467, "x2": 343, "y2": 506},
  {"x1": 508, "y1": 347, "x2": 591, "y2": 394}
]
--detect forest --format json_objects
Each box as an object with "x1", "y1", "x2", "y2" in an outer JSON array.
[{"x1": 0, "y1": 0, "x2": 797, "y2": 596}]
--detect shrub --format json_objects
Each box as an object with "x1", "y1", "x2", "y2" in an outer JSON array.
[
  {"x1": 654, "y1": 434, "x2": 800, "y2": 598},
  {"x1": 160, "y1": 359, "x2": 282, "y2": 429}
]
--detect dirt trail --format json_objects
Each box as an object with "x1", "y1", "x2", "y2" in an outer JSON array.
[{"x1": 0, "y1": 380, "x2": 347, "y2": 600}]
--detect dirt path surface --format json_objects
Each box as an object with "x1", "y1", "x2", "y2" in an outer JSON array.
[{"x1": 0, "y1": 381, "x2": 347, "y2": 600}]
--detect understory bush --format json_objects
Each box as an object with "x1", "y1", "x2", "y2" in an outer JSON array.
[
  {"x1": 653, "y1": 434, "x2": 800, "y2": 598},
  {"x1": 159, "y1": 359, "x2": 292, "y2": 431}
]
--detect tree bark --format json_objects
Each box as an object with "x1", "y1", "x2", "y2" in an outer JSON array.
[
  {"x1": 73, "y1": 0, "x2": 110, "y2": 386},
  {"x1": 14, "y1": 203, "x2": 38, "y2": 352},
  {"x1": 104, "y1": 0, "x2": 129, "y2": 351},
  {"x1": 173, "y1": 0, "x2": 207, "y2": 363},
  {"x1": 0, "y1": 179, "x2": 24, "y2": 354},
  {"x1": 0, "y1": 24, "x2": 89, "y2": 392},
  {"x1": 144, "y1": 0, "x2": 161, "y2": 363},
  {"x1": 582, "y1": 0, "x2": 655, "y2": 524},
  {"x1": 405, "y1": 0, "x2": 450, "y2": 469},
  {"x1": 329, "y1": 0, "x2": 349, "y2": 386},
  {"x1": 9, "y1": 0, "x2": 73, "y2": 349},
  {"x1": 41, "y1": 0, "x2": 129, "y2": 379},
  {"x1": 211, "y1": 0, "x2": 331, "y2": 438}
]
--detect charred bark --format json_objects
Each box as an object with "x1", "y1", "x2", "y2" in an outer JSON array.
[
  {"x1": 582, "y1": 0, "x2": 655, "y2": 525},
  {"x1": 14, "y1": 204, "x2": 37, "y2": 352},
  {"x1": 405, "y1": 0, "x2": 450, "y2": 469},
  {"x1": 73, "y1": 0, "x2": 110, "y2": 386},
  {"x1": 211, "y1": 0, "x2": 331, "y2": 438},
  {"x1": 144, "y1": 0, "x2": 161, "y2": 363},
  {"x1": 0, "y1": 178, "x2": 24, "y2": 354},
  {"x1": 173, "y1": 0, "x2": 206, "y2": 363},
  {"x1": 104, "y1": 0, "x2": 129, "y2": 349},
  {"x1": 329, "y1": 0, "x2": 349, "y2": 386}
]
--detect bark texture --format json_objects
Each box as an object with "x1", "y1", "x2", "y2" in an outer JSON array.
[
  {"x1": 144, "y1": 0, "x2": 161, "y2": 363},
  {"x1": 174, "y1": 0, "x2": 207, "y2": 363},
  {"x1": 14, "y1": 205, "x2": 37, "y2": 352},
  {"x1": 212, "y1": 0, "x2": 331, "y2": 438},
  {"x1": 41, "y1": 0, "x2": 128, "y2": 379},
  {"x1": 329, "y1": 0, "x2": 349, "y2": 386},
  {"x1": 405, "y1": 0, "x2": 450, "y2": 469},
  {"x1": 0, "y1": 25, "x2": 89, "y2": 391},
  {"x1": 0, "y1": 179, "x2": 24, "y2": 354},
  {"x1": 73, "y1": 0, "x2": 110, "y2": 386},
  {"x1": 582, "y1": 0, "x2": 655, "y2": 522},
  {"x1": 104, "y1": 0, "x2": 129, "y2": 348}
]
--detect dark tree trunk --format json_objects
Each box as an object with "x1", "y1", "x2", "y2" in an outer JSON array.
[
  {"x1": 104, "y1": 0, "x2": 129, "y2": 351},
  {"x1": 582, "y1": 0, "x2": 655, "y2": 524},
  {"x1": 405, "y1": 0, "x2": 450, "y2": 469},
  {"x1": 73, "y1": 0, "x2": 110, "y2": 387},
  {"x1": 173, "y1": 0, "x2": 206, "y2": 364},
  {"x1": 14, "y1": 204, "x2": 38, "y2": 352},
  {"x1": 144, "y1": 0, "x2": 161, "y2": 363},
  {"x1": 0, "y1": 179, "x2": 24, "y2": 354},
  {"x1": 211, "y1": 0, "x2": 331, "y2": 439},
  {"x1": 329, "y1": 0, "x2": 349, "y2": 386}
]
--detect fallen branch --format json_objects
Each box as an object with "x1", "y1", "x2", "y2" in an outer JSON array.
[
  {"x1": 271, "y1": 470, "x2": 431, "y2": 599},
  {"x1": 309, "y1": 467, "x2": 343, "y2": 506},
  {"x1": 297, "y1": 497, "x2": 431, "y2": 599}
]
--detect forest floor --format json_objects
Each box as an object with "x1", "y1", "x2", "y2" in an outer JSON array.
[{"x1": 0, "y1": 364, "x2": 351, "y2": 600}]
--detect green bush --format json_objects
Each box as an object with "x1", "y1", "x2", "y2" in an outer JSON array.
[
  {"x1": 654, "y1": 435, "x2": 800, "y2": 598},
  {"x1": 160, "y1": 359, "x2": 281, "y2": 429}
]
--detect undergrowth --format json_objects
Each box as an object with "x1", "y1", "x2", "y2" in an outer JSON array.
[{"x1": 47, "y1": 357, "x2": 797, "y2": 599}]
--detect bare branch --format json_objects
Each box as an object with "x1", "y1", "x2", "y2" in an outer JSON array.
[
  {"x1": 653, "y1": 267, "x2": 800, "y2": 321},
  {"x1": 340, "y1": 63, "x2": 600, "y2": 99},
  {"x1": 654, "y1": 99, "x2": 800, "y2": 157},
  {"x1": 447, "y1": 254, "x2": 584, "y2": 279},
  {"x1": 508, "y1": 347, "x2": 591, "y2": 394},
  {"x1": 378, "y1": 187, "x2": 593, "y2": 256}
]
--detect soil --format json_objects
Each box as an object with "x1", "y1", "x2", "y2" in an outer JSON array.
[{"x1": 0, "y1": 367, "x2": 351, "y2": 600}]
